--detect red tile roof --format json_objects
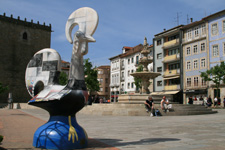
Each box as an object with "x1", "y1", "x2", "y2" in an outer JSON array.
[
  {"x1": 109, "y1": 44, "x2": 148, "y2": 60},
  {"x1": 97, "y1": 65, "x2": 110, "y2": 69},
  {"x1": 61, "y1": 60, "x2": 69, "y2": 63}
]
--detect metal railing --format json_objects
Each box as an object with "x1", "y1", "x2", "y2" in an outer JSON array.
[{"x1": 182, "y1": 33, "x2": 206, "y2": 43}]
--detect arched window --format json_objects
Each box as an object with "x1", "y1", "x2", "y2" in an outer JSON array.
[{"x1": 23, "y1": 32, "x2": 28, "y2": 40}]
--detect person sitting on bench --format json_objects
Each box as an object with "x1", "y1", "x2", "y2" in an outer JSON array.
[
  {"x1": 161, "y1": 96, "x2": 170, "y2": 112},
  {"x1": 145, "y1": 96, "x2": 155, "y2": 117}
]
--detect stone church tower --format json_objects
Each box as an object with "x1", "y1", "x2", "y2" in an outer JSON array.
[{"x1": 0, "y1": 13, "x2": 51, "y2": 103}]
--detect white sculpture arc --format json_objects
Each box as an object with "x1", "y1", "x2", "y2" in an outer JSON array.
[
  {"x1": 25, "y1": 7, "x2": 99, "y2": 102},
  {"x1": 65, "y1": 7, "x2": 99, "y2": 81},
  {"x1": 65, "y1": 7, "x2": 99, "y2": 44}
]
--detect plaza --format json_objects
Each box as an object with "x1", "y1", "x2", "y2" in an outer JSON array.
[
  {"x1": 0, "y1": 108, "x2": 225, "y2": 150},
  {"x1": 0, "y1": 2, "x2": 225, "y2": 150}
]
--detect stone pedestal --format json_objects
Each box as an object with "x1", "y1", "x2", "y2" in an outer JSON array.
[
  {"x1": 118, "y1": 94, "x2": 150, "y2": 104},
  {"x1": 33, "y1": 116, "x2": 87, "y2": 149}
]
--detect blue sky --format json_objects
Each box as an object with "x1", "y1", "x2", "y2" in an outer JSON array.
[{"x1": 0, "y1": 0, "x2": 225, "y2": 66}]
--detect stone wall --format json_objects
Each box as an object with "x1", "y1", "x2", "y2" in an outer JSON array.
[{"x1": 0, "y1": 14, "x2": 51, "y2": 103}]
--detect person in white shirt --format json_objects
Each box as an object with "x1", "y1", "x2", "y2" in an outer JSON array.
[
  {"x1": 161, "y1": 96, "x2": 169, "y2": 112},
  {"x1": 214, "y1": 97, "x2": 218, "y2": 108}
]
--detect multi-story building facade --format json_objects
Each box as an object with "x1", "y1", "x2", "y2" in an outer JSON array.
[
  {"x1": 120, "y1": 45, "x2": 143, "y2": 94},
  {"x1": 109, "y1": 55, "x2": 121, "y2": 102},
  {"x1": 181, "y1": 19, "x2": 208, "y2": 103},
  {"x1": 0, "y1": 13, "x2": 51, "y2": 103},
  {"x1": 152, "y1": 25, "x2": 183, "y2": 102},
  {"x1": 203, "y1": 10, "x2": 225, "y2": 99},
  {"x1": 96, "y1": 65, "x2": 110, "y2": 100}
]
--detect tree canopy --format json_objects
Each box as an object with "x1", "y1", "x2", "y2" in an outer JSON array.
[
  {"x1": 200, "y1": 61, "x2": 225, "y2": 97},
  {"x1": 84, "y1": 58, "x2": 100, "y2": 95},
  {"x1": 59, "y1": 72, "x2": 68, "y2": 85}
]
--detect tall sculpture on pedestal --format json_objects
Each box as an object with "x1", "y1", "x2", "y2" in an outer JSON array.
[
  {"x1": 131, "y1": 37, "x2": 160, "y2": 94},
  {"x1": 25, "y1": 7, "x2": 98, "y2": 149}
]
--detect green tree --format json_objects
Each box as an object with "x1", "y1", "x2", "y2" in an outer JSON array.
[
  {"x1": 200, "y1": 61, "x2": 225, "y2": 97},
  {"x1": 84, "y1": 58, "x2": 100, "y2": 95},
  {"x1": 59, "y1": 72, "x2": 68, "y2": 85},
  {"x1": 134, "y1": 65, "x2": 143, "y2": 92}
]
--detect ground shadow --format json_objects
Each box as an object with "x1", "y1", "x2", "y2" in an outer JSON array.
[
  {"x1": 0, "y1": 138, "x2": 180, "y2": 149},
  {"x1": 88, "y1": 138, "x2": 180, "y2": 148},
  {"x1": 0, "y1": 148, "x2": 32, "y2": 150}
]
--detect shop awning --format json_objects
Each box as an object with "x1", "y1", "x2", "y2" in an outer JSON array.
[
  {"x1": 163, "y1": 76, "x2": 180, "y2": 80},
  {"x1": 150, "y1": 90, "x2": 179, "y2": 95},
  {"x1": 164, "y1": 91, "x2": 180, "y2": 94}
]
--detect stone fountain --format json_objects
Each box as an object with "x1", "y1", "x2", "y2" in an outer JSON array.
[
  {"x1": 131, "y1": 37, "x2": 160, "y2": 94},
  {"x1": 118, "y1": 37, "x2": 160, "y2": 103}
]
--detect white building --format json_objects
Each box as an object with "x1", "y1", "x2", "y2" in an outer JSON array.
[
  {"x1": 109, "y1": 55, "x2": 121, "y2": 102},
  {"x1": 109, "y1": 42, "x2": 153, "y2": 102},
  {"x1": 120, "y1": 45, "x2": 142, "y2": 94}
]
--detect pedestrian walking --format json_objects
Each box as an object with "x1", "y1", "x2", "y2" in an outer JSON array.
[
  {"x1": 188, "y1": 96, "x2": 193, "y2": 104},
  {"x1": 206, "y1": 96, "x2": 212, "y2": 107},
  {"x1": 214, "y1": 97, "x2": 218, "y2": 108}
]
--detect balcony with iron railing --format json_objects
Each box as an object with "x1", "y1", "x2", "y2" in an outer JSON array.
[
  {"x1": 111, "y1": 67, "x2": 120, "y2": 71},
  {"x1": 110, "y1": 83, "x2": 120, "y2": 87},
  {"x1": 121, "y1": 65, "x2": 125, "y2": 70},
  {"x1": 163, "y1": 39, "x2": 179, "y2": 49},
  {"x1": 182, "y1": 33, "x2": 206, "y2": 44},
  {"x1": 185, "y1": 83, "x2": 207, "y2": 89},
  {"x1": 164, "y1": 84, "x2": 180, "y2": 91},
  {"x1": 163, "y1": 69, "x2": 180, "y2": 77},
  {"x1": 162, "y1": 53, "x2": 180, "y2": 63}
]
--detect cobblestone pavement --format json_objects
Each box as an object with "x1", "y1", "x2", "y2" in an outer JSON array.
[
  {"x1": 1, "y1": 109, "x2": 225, "y2": 150},
  {"x1": 0, "y1": 109, "x2": 119, "y2": 150}
]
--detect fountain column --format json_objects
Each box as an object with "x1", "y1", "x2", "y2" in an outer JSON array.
[{"x1": 131, "y1": 37, "x2": 160, "y2": 94}]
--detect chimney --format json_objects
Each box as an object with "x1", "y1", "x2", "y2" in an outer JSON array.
[
  {"x1": 164, "y1": 28, "x2": 166, "y2": 31},
  {"x1": 190, "y1": 18, "x2": 193, "y2": 23}
]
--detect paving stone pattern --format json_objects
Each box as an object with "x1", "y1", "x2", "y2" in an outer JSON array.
[{"x1": 1, "y1": 109, "x2": 225, "y2": 150}]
